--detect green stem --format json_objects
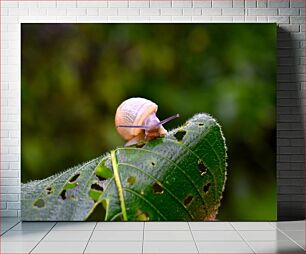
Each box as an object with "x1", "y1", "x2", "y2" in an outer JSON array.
[{"x1": 111, "y1": 150, "x2": 128, "y2": 221}]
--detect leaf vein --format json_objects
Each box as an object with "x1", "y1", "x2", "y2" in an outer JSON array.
[
  {"x1": 119, "y1": 162, "x2": 194, "y2": 220},
  {"x1": 117, "y1": 147, "x2": 207, "y2": 216},
  {"x1": 124, "y1": 188, "x2": 167, "y2": 220}
]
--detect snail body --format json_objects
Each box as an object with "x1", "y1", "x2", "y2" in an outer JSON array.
[{"x1": 115, "y1": 97, "x2": 179, "y2": 146}]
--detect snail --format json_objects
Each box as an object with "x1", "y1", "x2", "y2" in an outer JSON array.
[{"x1": 115, "y1": 97, "x2": 179, "y2": 146}]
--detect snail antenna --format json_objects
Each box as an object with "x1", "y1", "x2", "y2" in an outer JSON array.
[
  {"x1": 117, "y1": 114, "x2": 179, "y2": 129},
  {"x1": 156, "y1": 114, "x2": 180, "y2": 126},
  {"x1": 117, "y1": 124, "x2": 149, "y2": 129}
]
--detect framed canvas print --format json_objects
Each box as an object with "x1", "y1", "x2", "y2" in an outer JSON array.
[{"x1": 21, "y1": 24, "x2": 276, "y2": 221}]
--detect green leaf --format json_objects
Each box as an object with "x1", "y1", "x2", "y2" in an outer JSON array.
[{"x1": 21, "y1": 113, "x2": 227, "y2": 221}]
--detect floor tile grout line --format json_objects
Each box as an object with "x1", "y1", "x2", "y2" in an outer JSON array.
[
  {"x1": 141, "y1": 222, "x2": 144, "y2": 254},
  {"x1": 276, "y1": 227, "x2": 305, "y2": 250},
  {"x1": 81, "y1": 240, "x2": 249, "y2": 242},
  {"x1": 28, "y1": 222, "x2": 57, "y2": 254},
  {"x1": 187, "y1": 221, "x2": 200, "y2": 254},
  {"x1": 95, "y1": 229, "x2": 190, "y2": 231},
  {"x1": 90, "y1": 229, "x2": 305, "y2": 232},
  {"x1": 1, "y1": 221, "x2": 304, "y2": 253},
  {"x1": 269, "y1": 222, "x2": 277, "y2": 229},
  {"x1": 231, "y1": 222, "x2": 277, "y2": 231},
  {"x1": 0, "y1": 219, "x2": 21, "y2": 236},
  {"x1": 230, "y1": 222, "x2": 256, "y2": 254},
  {"x1": 83, "y1": 222, "x2": 97, "y2": 254}
]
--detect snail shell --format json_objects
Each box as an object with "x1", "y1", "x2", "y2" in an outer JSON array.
[{"x1": 115, "y1": 97, "x2": 167, "y2": 146}]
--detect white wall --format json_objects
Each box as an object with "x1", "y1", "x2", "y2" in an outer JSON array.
[{"x1": 1, "y1": 0, "x2": 305, "y2": 218}]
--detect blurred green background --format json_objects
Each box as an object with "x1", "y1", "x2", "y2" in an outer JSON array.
[{"x1": 22, "y1": 24, "x2": 276, "y2": 220}]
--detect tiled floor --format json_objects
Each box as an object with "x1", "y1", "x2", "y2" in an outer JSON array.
[{"x1": 0, "y1": 218, "x2": 304, "y2": 253}]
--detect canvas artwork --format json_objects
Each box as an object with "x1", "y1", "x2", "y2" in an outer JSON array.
[{"x1": 21, "y1": 24, "x2": 276, "y2": 221}]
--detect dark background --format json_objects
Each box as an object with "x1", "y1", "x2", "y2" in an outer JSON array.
[{"x1": 22, "y1": 24, "x2": 276, "y2": 220}]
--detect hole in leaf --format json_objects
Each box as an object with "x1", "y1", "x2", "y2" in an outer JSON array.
[
  {"x1": 152, "y1": 182, "x2": 164, "y2": 194},
  {"x1": 113, "y1": 213, "x2": 124, "y2": 221},
  {"x1": 89, "y1": 189, "x2": 103, "y2": 202},
  {"x1": 33, "y1": 199, "x2": 45, "y2": 208},
  {"x1": 46, "y1": 187, "x2": 52, "y2": 194},
  {"x1": 203, "y1": 183, "x2": 211, "y2": 194},
  {"x1": 198, "y1": 160, "x2": 207, "y2": 175},
  {"x1": 63, "y1": 182, "x2": 78, "y2": 190},
  {"x1": 91, "y1": 183, "x2": 104, "y2": 192},
  {"x1": 136, "y1": 209, "x2": 149, "y2": 221},
  {"x1": 86, "y1": 201, "x2": 107, "y2": 221},
  {"x1": 151, "y1": 162, "x2": 155, "y2": 166},
  {"x1": 127, "y1": 176, "x2": 136, "y2": 185},
  {"x1": 95, "y1": 160, "x2": 113, "y2": 180},
  {"x1": 60, "y1": 190, "x2": 67, "y2": 200},
  {"x1": 96, "y1": 175, "x2": 106, "y2": 181},
  {"x1": 136, "y1": 143, "x2": 145, "y2": 148},
  {"x1": 198, "y1": 123, "x2": 204, "y2": 126},
  {"x1": 174, "y1": 130, "x2": 186, "y2": 141},
  {"x1": 183, "y1": 195, "x2": 194, "y2": 207},
  {"x1": 69, "y1": 173, "x2": 80, "y2": 183}
]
